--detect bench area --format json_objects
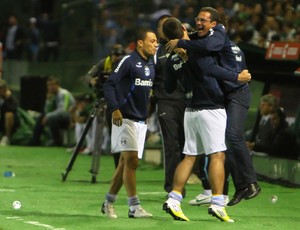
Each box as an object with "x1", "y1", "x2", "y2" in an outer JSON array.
[
  {"x1": 143, "y1": 146, "x2": 300, "y2": 187},
  {"x1": 252, "y1": 155, "x2": 300, "y2": 187}
]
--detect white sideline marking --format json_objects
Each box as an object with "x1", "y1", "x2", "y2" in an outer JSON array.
[
  {"x1": 139, "y1": 192, "x2": 166, "y2": 195},
  {"x1": 6, "y1": 216, "x2": 65, "y2": 230},
  {"x1": 0, "y1": 189, "x2": 15, "y2": 192}
]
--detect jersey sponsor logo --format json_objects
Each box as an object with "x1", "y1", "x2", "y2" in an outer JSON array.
[
  {"x1": 114, "y1": 55, "x2": 130, "y2": 73},
  {"x1": 144, "y1": 66, "x2": 150, "y2": 76},
  {"x1": 170, "y1": 53, "x2": 181, "y2": 61},
  {"x1": 172, "y1": 62, "x2": 183, "y2": 70},
  {"x1": 136, "y1": 62, "x2": 142, "y2": 68},
  {"x1": 135, "y1": 78, "x2": 153, "y2": 86}
]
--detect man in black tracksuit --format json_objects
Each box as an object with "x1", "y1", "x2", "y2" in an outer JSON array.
[{"x1": 153, "y1": 15, "x2": 186, "y2": 194}]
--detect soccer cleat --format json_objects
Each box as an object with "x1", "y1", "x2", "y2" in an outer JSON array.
[
  {"x1": 188, "y1": 193, "x2": 211, "y2": 206},
  {"x1": 208, "y1": 204, "x2": 234, "y2": 222},
  {"x1": 163, "y1": 198, "x2": 190, "y2": 221},
  {"x1": 128, "y1": 205, "x2": 153, "y2": 218},
  {"x1": 101, "y1": 202, "x2": 118, "y2": 218}
]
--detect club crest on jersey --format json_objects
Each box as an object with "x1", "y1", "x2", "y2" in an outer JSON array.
[
  {"x1": 144, "y1": 66, "x2": 150, "y2": 76},
  {"x1": 136, "y1": 62, "x2": 142, "y2": 68},
  {"x1": 121, "y1": 138, "x2": 127, "y2": 146}
]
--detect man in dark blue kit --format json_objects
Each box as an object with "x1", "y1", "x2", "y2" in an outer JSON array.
[
  {"x1": 166, "y1": 7, "x2": 261, "y2": 206},
  {"x1": 161, "y1": 17, "x2": 251, "y2": 222},
  {"x1": 101, "y1": 27, "x2": 158, "y2": 219}
]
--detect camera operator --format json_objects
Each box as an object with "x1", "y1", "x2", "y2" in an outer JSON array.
[{"x1": 82, "y1": 44, "x2": 126, "y2": 167}]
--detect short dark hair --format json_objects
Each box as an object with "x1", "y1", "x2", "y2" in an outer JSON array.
[
  {"x1": 260, "y1": 94, "x2": 278, "y2": 108},
  {"x1": 272, "y1": 107, "x2": 288, "y2": 128},
  {"x1": 110, "y1": 44, "x2": 125, "y2": 55},
  {"x1": 200, "y1": 7, "x2": 220, "y2": 23},
  {"x1": 47, "y1": 76, "x2": 60, "y2": 85},
  {"x1": 134, "y1": 27, "x2": 154, "y2": 45},
  {"x1": 162, "y1": 17, "x2": 183, "y2": 40},
  {"x1": 156, "y1": 14, "x2": 171, "y2": 26}
]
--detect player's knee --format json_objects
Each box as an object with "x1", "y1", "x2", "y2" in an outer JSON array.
[
  {"x1": 123, "y1": 152, "x2": 139, "y2": 170},
  {"x1": 209, "y1": 151, "x2": 225, "y2": 161}
]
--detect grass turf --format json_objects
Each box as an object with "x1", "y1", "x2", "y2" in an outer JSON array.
[{"x1": 0, "y1": 146, "x2": 299, "y2": 230}]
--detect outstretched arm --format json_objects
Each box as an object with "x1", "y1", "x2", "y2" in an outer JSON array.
[{"x1": 197, "y1": 56, "x2": 251, "y2": 83}]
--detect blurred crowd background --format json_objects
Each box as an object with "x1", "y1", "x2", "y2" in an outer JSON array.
[
  {"x1": 0, "y1": 0, "x2": 300, "y2": 63},
  {"x1": 0, "y1": 0, "x2": 300, "y2": 161}
]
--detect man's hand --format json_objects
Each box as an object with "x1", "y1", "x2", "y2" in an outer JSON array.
[
  {"x1": 237, "y1": 70, "x2": 251, "y2": 83},
  {"x1": 166, "y1": 39, "x2": 179, "y2": 53},
  {"x1": 174, "y1": 48, "x2": 188, "y2": 62},
  {"x1": 246, "y1": 141, "x2": 254, "y2": 151},
  {"x1": 112, "y1": 109, "x2": 123, "y2": 127},
  {"x1": 89, "y1": 77, "x2": 98, "y2": 87}
]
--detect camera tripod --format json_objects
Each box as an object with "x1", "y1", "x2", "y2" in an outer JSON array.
[{"x1": 61, "y1": 97, "x2": 106, "y2": 183}]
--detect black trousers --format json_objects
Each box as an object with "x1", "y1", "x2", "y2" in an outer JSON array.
[
  {"x1": 31, "y1": 112, "x2": 70, "y2": 146},
  {"x1": 157, "y1": 100, "x2": 185, "y2": 193},
  {"x1": 225, "y1": 87, "x2": 257, "y2": 190}
]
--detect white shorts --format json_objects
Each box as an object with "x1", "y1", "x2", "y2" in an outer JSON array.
[
  {"x1": 183, "y1": 108, "x2": 227, "y2": 155},
  {"x1": 111, "y1": 118, "x2": 147, "y2": 159}
]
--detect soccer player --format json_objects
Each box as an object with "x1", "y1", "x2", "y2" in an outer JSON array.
[
  {"x1": 100, "y1": 27, "x2": 158, "y2": 218},
  {"x1": 166, "y1": 7, "x2": 261, "y2": 207},
  {"x1": 161, "y1": 17, "x2": 250, "y2": 222},
  {"x1": 153, "y1": 15, "x2": 186, "y2": 195}
]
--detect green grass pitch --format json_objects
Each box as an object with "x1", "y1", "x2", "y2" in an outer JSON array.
[{"x1": 0, "y1": 146, "x2": 299, "y2": 230}]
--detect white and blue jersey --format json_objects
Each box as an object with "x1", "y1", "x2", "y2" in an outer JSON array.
[{"x1": 103, "y1": 50, "x2": 155, "y2": 122}]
